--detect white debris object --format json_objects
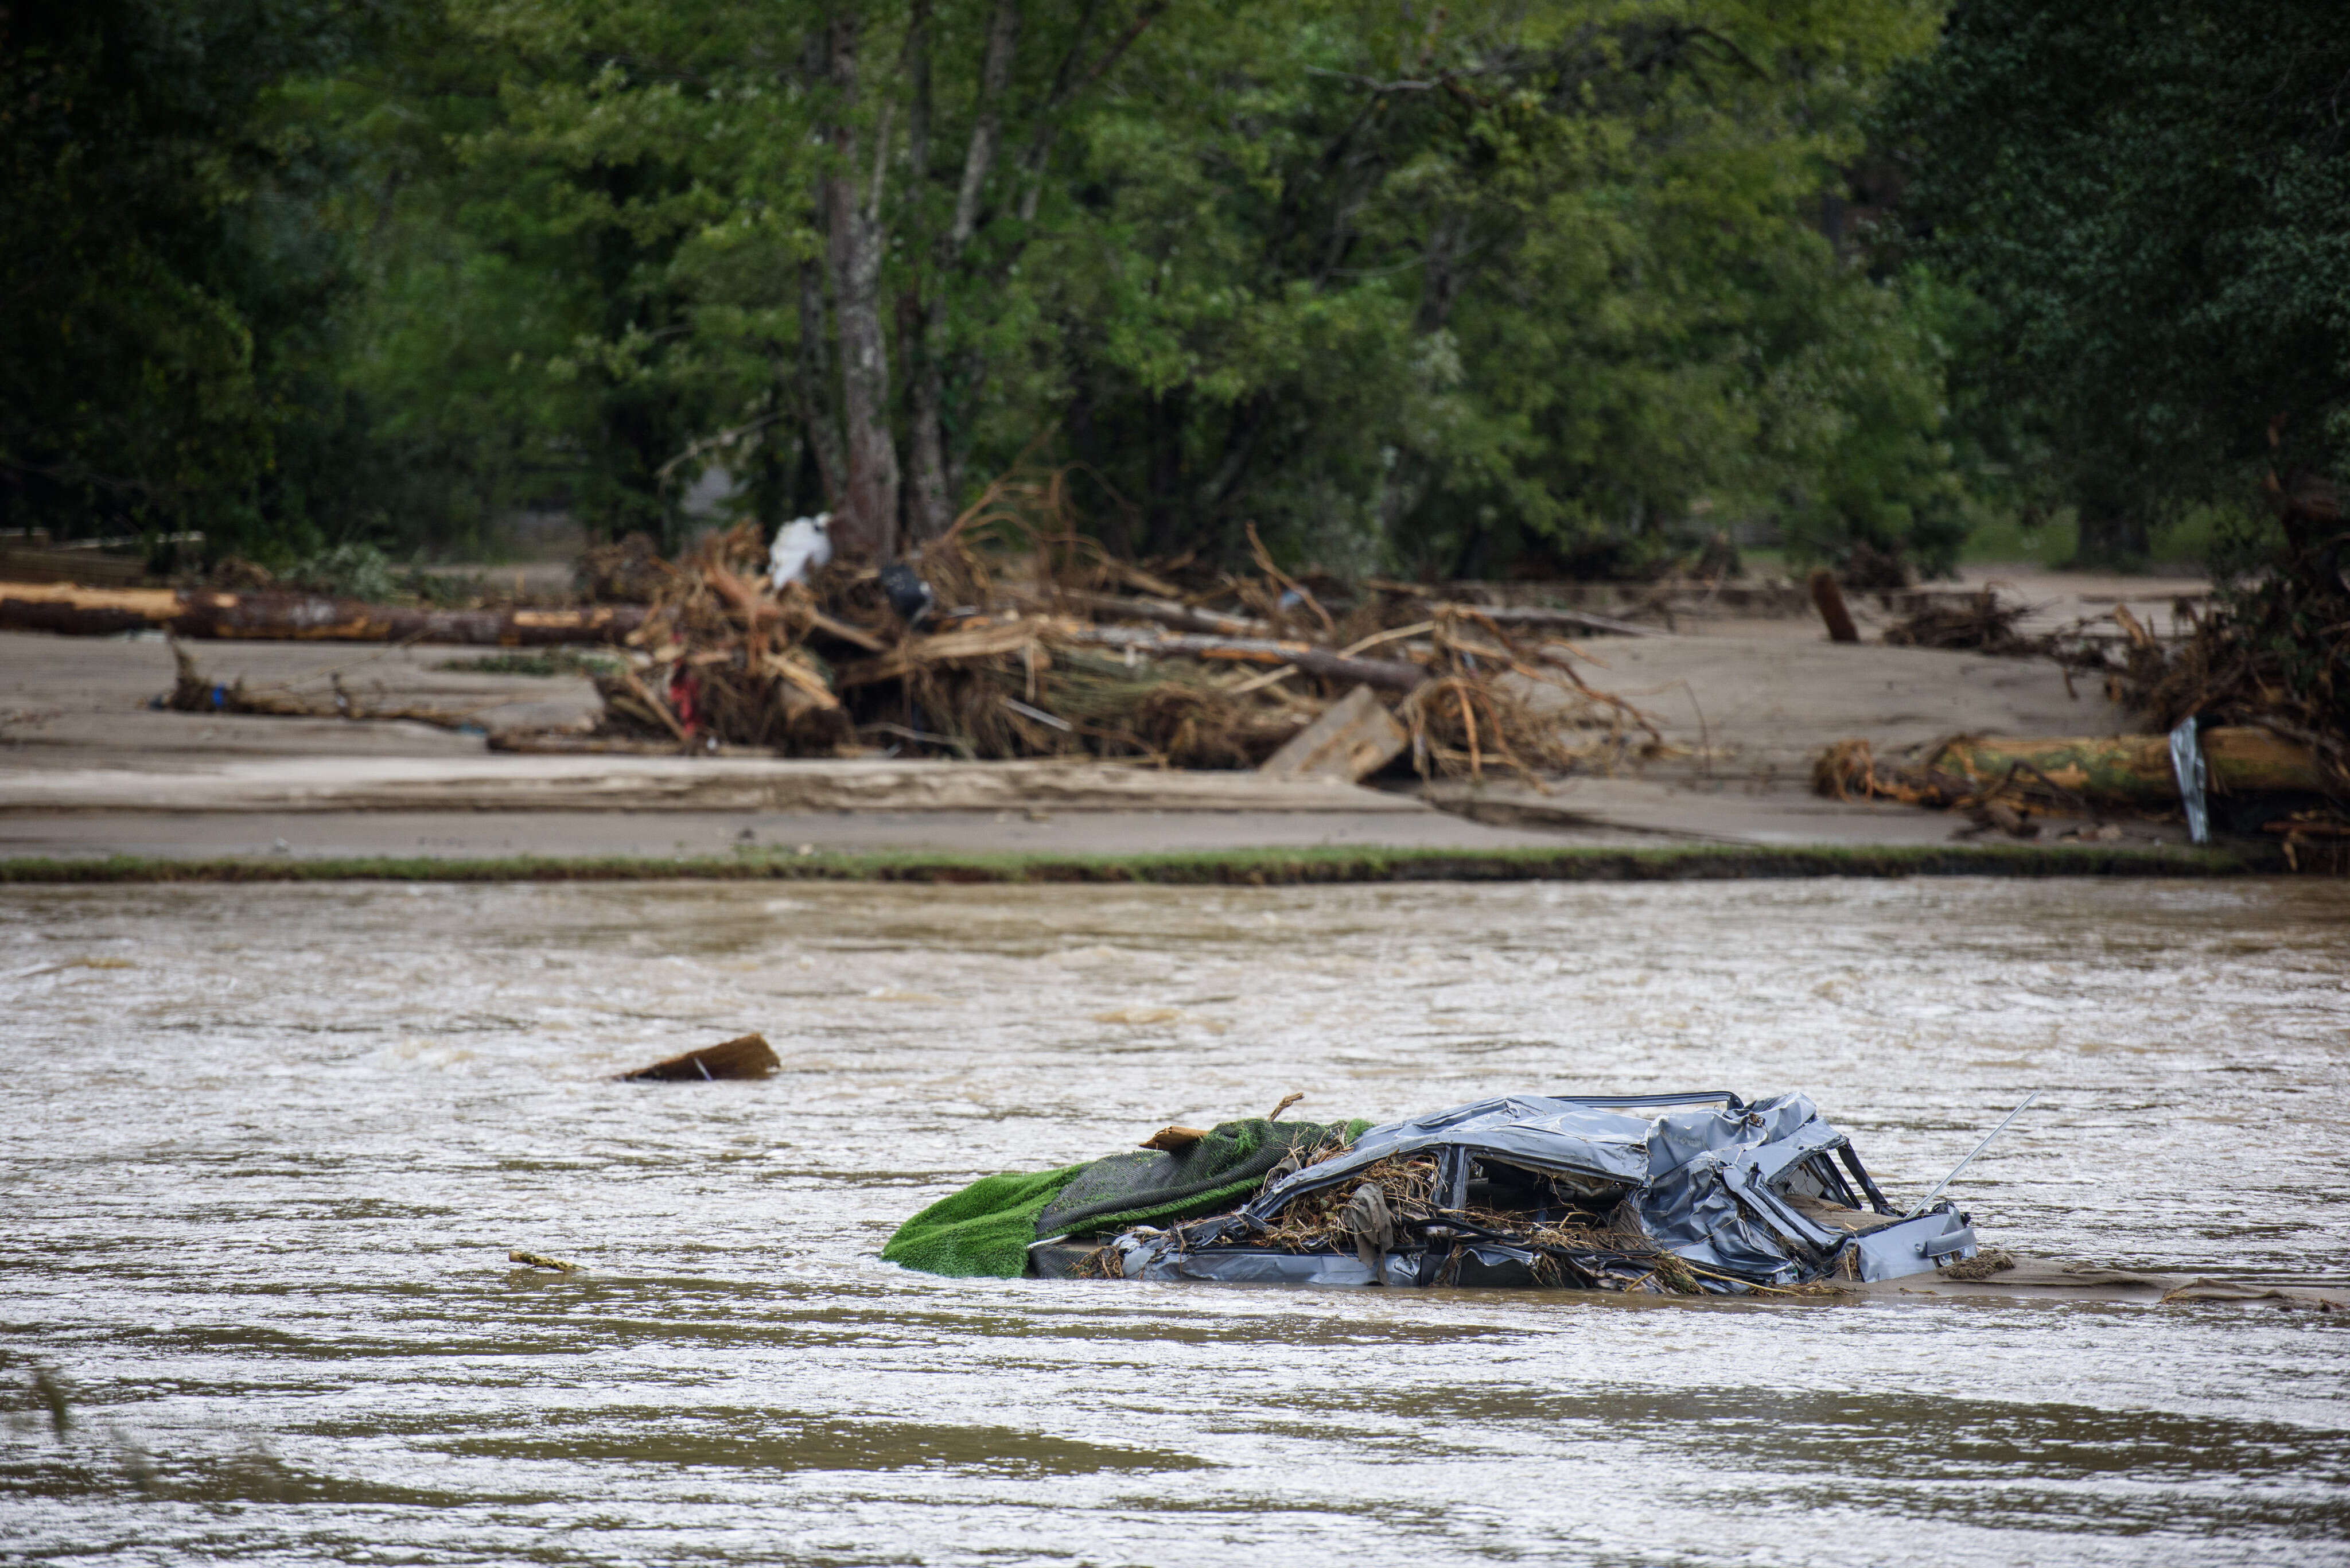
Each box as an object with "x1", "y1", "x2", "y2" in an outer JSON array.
[{"x1": 768, "y1": 514, "x2": 832, "y2": 587}]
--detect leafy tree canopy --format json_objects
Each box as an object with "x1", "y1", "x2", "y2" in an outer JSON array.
[
  {"x1": 9, "y1": 0, "x2": 1978, "y2": 577},
  {"x1": 0, "y1": 0, "x2": 400, "y2": 550},
  {"x1": 1884, "y1": 0, "x2": 2350, "y2": 563}
]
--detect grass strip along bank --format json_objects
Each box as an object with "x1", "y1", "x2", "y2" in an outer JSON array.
[{"x1": 0, "y1": 842, "x2": 2289, "y2": 886}]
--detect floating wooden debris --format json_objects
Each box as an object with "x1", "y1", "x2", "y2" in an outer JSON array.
[
  {"x1": 507, "y1": 1250, "x2": 581, "y2": 1272},
  {"x1": 616, "y1": 1032, "x2": 781, "y2": 1082}
]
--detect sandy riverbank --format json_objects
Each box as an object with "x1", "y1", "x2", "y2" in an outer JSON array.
[{"x1": 0, "y1": 565, "x2": 2211, "y2": 862}]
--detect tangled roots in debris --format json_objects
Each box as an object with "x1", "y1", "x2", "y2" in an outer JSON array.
[
  {"x1": 1884, "y1": 591, "x2": 2044, "y2": 655},
  {"x1": 575, "y1": 532, "x2": 676, "y2": 604},
  {"x1": 1811, "y1": 738, "x2": 1978, "y2": 808},
  {"x1": 1400, "y1": 675, "x2": 1590, "y2": 780},
  {"x1": 1068, "y1": 1244, "x2": 1126, "y2": 1281},
  {"x1": 1254, "y1": 1158, "x2": 1445, "y2": 1252},
  {"x1": 1944, "y1": 1247, "x2": 2018, "y2": 1281},
  {"x1": 1127, "y1": 683, "x2": 1310, "y2": 768},
  {"x1": 556, "y1": 476, "x2": 1665, "y2": 779}
]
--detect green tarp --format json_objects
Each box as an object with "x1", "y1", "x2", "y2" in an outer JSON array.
[{"x1": 882, "y1": 1117, "x2": 1366, "y2": 1279}]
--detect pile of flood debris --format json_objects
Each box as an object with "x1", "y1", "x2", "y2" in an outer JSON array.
[
  {"x1": 1881, "y1": 589, "x2": 2048, "y2": 655},
  {"x1": 1814, "y1": 490, "x2": 2349, "y2": 863},
  {"x1": 518, "y1": 481, "x2": 1667, "y2": 783}
]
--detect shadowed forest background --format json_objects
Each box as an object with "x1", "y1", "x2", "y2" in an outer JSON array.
[{"x1": 3, "y1": 0, "x2": 2342, "y2": 580}]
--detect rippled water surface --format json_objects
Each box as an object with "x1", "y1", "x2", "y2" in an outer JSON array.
[{"x1": 4, "y1": 877, "x2": 2348, "y2": 1565}]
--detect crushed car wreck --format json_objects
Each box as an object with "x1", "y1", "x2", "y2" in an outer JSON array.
[{"x1": 884, "y1": 1091, "x2": 1983, "y2": 1295}]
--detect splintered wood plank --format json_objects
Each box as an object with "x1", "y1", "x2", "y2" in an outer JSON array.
[{"x1": 1257, "y1": 683, "x2": 1409, "y2": 782}]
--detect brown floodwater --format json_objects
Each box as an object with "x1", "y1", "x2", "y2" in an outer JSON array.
[{"x1": 3, "y1": 877, "x2": 2347, "y2": 1565}]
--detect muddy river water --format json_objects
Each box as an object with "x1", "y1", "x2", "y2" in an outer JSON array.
[{"x1": 3, "y1": 877, "x2": 2348, "y2": 1565}]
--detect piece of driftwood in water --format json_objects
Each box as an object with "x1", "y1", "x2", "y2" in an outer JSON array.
[
  {"x1": 616, "y1": 1032, "x2": 781, "y2": 1081},
  {"x1": 1258, "y1": 683, "x2": 1409, "y2": 781},
  {"x1": 1808, "y1": 569, "x2": 1860, "y2": 644},
  {"x1": 1139, "y1": 1126, "x2": 1211, "y2": 1151},
  {"x1": 1065, "y1": 625, "x2": 1427, "y2": 692},
  {"x1": 508, "y1": 1250, "x2": 582, "y2": 1271},
  {"x1": 0, "y1": 581, "x2": 646, "y2": 645}
]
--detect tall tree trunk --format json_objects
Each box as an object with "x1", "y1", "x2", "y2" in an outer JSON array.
[
  {"x1": 2073, "y1": 508, "x2": 2149, "y2": 566},
  {"x1": 908, "y1": 357, "x2": 954, "y2": 539},
  {"x1": 794, "y1": 258, "x2": 845, "y2": 510},
  {"x1": 822, "y1": 13, "x2": 901, "y2": 560},
  {"x1": 2071, "y1": 469, "x2": 2150, "y2": 566},
  {"x1": 906, "y1": 0, "x2": 1021, "y2": 543},
  {"x1": 1143, "y1": 387, "x2": 1188, "y2": 557},
  {"x1": 1374, "y1": 216, "x2": 1464, "y2": 539}
]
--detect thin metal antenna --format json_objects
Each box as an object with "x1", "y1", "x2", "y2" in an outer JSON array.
[{"x1": 1907, "y1": 1090, "x2": 2041, "y2": 1217}]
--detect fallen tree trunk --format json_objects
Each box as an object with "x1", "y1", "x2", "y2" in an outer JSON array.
[
  {"x1": 1061, "y1": 624, "x2": 1428, "y2": 692},
  {"x1": 0, "y1": 581, "x2": 647, "y2": 645},
  {"x1": 1931, "y1": 730, "x2": 2324, "y2": 806}
]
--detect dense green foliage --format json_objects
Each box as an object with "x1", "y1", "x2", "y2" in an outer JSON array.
[
  {"x1": 8, "y1": 0, "x2": 1976, "y2": 573},
  {"x1": 17, "y1": 0, "x2": 2339, "y2": 576},
  {"x1": 1884, "y1": 0, "x2": 2350, "y2": 565},
  {"x1": 361, "y1": 0, "x2": 1968, "y2": 571},
  {"x1": 2, "y1": 0, "x2": 347, "y2": 549}
]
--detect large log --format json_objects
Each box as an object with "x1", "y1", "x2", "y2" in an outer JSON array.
[
  {"x1": 0, "y1": 581, "x2": 646, "y2": 645},
  {"x1": 1931, "y1": 730, "x2": 2324, "y2": 806}
]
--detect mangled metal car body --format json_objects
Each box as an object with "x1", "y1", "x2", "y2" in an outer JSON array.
[{"x1": 1033, "y1": 1091, "x2": 1980, "y2": 1293}]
